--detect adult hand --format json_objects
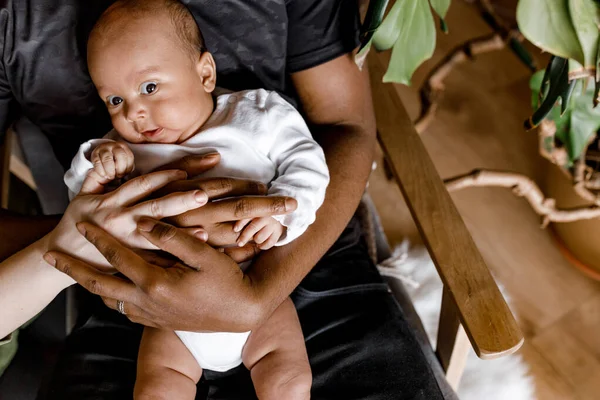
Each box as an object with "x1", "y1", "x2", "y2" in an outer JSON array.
[
  {"x1": 150, "y1": 154, "x2": 299, "y2": 247},
  {"x1": 45, "y1": 219, "x2": 266, "y2": 332},
  {"x1": 47, "y1": 169, "x2": 207, "y2": 268}
]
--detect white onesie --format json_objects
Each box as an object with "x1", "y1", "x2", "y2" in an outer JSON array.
[{"x1": 64, "y1": 89, "x2": 329, "y2": 372}]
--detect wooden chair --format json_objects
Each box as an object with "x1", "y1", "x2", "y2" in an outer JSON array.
[
  {"x1": 364, "y1": 51, "x2": 523, "y2": 393},
  {"x1": 0, "y1": 127, "x2": 37, "y2": 209}
]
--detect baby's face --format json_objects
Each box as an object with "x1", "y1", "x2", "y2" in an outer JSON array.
[{"x1": 88, "y1": 14, "x2": 214, "y2": 144}]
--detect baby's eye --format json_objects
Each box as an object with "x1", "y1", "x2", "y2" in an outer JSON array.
[
  {"x1": 140, "y1": 81, "x2": 158, "y2": 95},
  {"x1": 107, "y1": 96, "x2": 123, "y2": 107}
]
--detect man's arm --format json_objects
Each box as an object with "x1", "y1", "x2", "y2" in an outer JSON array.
[{"x1": 247, "y1": 53, "x2": 377, "y2": 318}]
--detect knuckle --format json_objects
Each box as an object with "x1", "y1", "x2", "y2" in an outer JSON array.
[
  {"x1": 234, "y1": 199, "x2": 252, "y2": 218},
  {"x1": 271, "y1": 198, "x2": 287, "y2": 214},
  {"x1": 87, "y1": 279, "x2": 101, "y2": 295},
  {"x1": 143, "y1": 278, "x2": 166, "y2": 298},
  {"x1": 149, "y1": 200, "x2": 162, "y2": 217},
  {"x1": 155, "y1": 223, "x2": 178, "y2": 242},
  {"x1": 137, "y1": 175, "x2": 153, "y2": 193},
  {"x1": 58, "y1": 260, "x2": 72, "y2": 276},
  {"x1": 218, "y1": 178, "x2": 233, "y2": 192},
  {"x1": 103, "y1": 246, "x2": 122, "y2": 266}
]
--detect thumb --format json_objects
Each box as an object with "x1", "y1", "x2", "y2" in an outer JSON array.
[{"x1": 79, "y1": 170, "x2": 109, "y2": 195}]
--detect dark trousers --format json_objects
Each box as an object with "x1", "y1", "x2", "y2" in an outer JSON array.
[{"x1": 40, "y1": 217, "x2": 444, "y2": 400}]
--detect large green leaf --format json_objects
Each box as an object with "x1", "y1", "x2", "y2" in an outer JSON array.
[
  {"x1": 568, "y1": 0, "x2": 600, "y2": 68},
  {"x1": 372, "y1": 0, "x2": 405, "y2": 51},
  {"x1": 383, "y1": 0, "x2": 436, "y2": 84},
  {"x1": 517, "y1": 0, "x2": 585, "y2": 64}
]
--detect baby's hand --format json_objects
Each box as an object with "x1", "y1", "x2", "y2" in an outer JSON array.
[
  {"x1": 91, "y1": 141, "x2": 135, "y2": 182},
  {"x1": 234, "y1": 216, "x2": 285, "y2": 250}
]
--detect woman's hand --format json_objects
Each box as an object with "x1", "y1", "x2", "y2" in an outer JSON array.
[
  {"x1": 47, "y1": 169, "x2": 207, "y2": 269},
  {"x1": 45, "y1": 219, "x2": 267, "y2": 332}
]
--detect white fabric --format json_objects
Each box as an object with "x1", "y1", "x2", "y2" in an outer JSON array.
[{"x1": 64, "y1": 89, "x2": 329, "y2": 372}]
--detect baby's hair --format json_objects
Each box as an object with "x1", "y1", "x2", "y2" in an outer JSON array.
[{"x1": 90, "y1": 0, "x2": 205, "y2": 61}]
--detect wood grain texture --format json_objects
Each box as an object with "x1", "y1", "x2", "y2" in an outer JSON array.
[
  {"x1": 368, "y1": 51, "x2": 523, "y2": 359},
  {"x1": 436, "y1": 286, "x2": 470, "y2": 390}
]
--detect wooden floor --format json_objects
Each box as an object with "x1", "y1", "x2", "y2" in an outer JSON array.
[{"x1": 367, "y1": 2, "x2": 600, "y2": 399}]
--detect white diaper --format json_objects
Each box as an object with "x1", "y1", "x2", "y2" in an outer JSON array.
[{"x1": 175, "y1": 330, "x2": 251, "y2": 372}]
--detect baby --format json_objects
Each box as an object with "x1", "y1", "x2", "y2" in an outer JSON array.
[{"x1": 63, "y1": 0, "x2": 329, "y2": 399}]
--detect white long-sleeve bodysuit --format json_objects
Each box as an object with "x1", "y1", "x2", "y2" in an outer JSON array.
[{"x1": 64, "y1": 89, "x2": 329, "y2": 372}]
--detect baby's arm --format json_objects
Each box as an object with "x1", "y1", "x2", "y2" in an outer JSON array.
[
  {"x1": 237, "y1": 92, "x2": 330, "y2": 248},
  {"x1": 64, "y1": 138, "x2": 134, "y2": 199}
]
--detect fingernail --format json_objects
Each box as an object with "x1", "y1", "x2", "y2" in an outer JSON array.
[
  {"x1": 194, "y1": 190, "x2": 207, "y2": 204},
  {"x1": 138, "y1": 218, "x2": 156, "y2": 232},
  {"x1": 43, "y1": 253, "x2": 56, "y2": 266},
  {"x1": 285, "y1": 198, "x2": 296, "y2": 211},
  {"x1": 76, "y1": 223, "x2": 86, "y2": 236},
  {"x1": 238, "y1": 241, "x2": 245, "y2": 247},
  {"x1": 217, "y1": 247, "x2": 225, "y2": 253},
  {"x1": 233, "y1": 225, "x2": 241, "y2": 233},
  {"x1": 205, "y1": 152, "x2": 220, "y2": 160},
  {"x1": 176, "y1": 170, "x2": 188, "y2": 179}
]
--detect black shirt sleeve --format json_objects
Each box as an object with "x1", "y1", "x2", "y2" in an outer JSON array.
[
  {"x1": 0, "y1": 6, "x2": 16, "y2": 139},
  {"x1": 285, "y1": 0, "x2": 361, "y2": 73}
]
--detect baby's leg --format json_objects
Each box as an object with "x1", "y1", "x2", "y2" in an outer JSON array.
[
  {"x1": 243, "y1": 298, "x2": 312, "y2": 400},
  {"x1": 135, "y1": 327, "x2": 202, "y2": 400}
]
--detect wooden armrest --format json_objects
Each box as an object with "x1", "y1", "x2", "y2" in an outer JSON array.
[{"x1": 367, "y1": 53, "x2": 524, "y2": 359}]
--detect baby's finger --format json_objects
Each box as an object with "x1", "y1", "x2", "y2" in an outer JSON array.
[
  {"x1": 80, "y1": 170, "x2": 109, "y2": 195},
  {"x1": 223, "y1": 243, "x2": 261, "y2": 263},
  {"x1": 91, "y1": 150, "x2": 107, "y2": 179},
  {"x1": 234, "y1": 219, "x2": 252, "y2": 233},
  {"x1": 99, "y1": 148, "x2": 116, "y2": 179},
  {"x1": 258, "y1": 233, "x2": 279, "y2": 250},
  {"x1": 254, "y1": 225, "x2": 273, "y2": 245},
  {"x1": 237, "y1": 217, "x2": 268, "y2": 247},
  {"x1": 113, "y1": 147, "x2": 132, "y2": 177}
]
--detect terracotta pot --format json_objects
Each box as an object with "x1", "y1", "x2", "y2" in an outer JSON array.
[{"x1": 544, "y1": 161, "x2": 600, "y2": 280}]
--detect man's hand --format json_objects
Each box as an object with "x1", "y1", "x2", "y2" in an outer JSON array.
[
  {"x1": 44, "y1": 220, "x2": 264, "y2": 332},
  {"x1": 150, "y1": 154, "x2": 298, "y2": 247}
]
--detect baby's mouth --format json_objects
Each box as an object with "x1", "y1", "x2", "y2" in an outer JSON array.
[{"x1": 141, "y1": 127, "x2": 163, "y2": 138}]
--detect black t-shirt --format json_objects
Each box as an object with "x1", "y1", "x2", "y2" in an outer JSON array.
[{"x1": 0, "y1": 0, "x2": 359, "y2": 169}]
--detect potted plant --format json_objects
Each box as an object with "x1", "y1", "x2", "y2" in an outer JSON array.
[{"x1": 360, "y1": 0, "x2": 600, "y2": 279}]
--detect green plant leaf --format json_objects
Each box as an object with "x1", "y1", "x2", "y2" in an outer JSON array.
[
  {"x1": 527, "y1": 57, "x2": 570, "y2": 128},
  {"x1": 529, "y1": 70, "x2": 570, "y2": 144},
  {"x1": 429, "y1": 0, "x2": 450, "y2": 32},
  {"x1": 358, "y1": 0, "x2": 390, "y2": 52},
  {"x1": 568, "y1": 0, "x2": 600, "y2": 68},
  {"x1": 429, "y1": 0, "x2": 450, "y2": 18},
  {"x1": 383, "y1": 0, "x2": 436, "y2": 84},
  {"x1": 568, "y1": 78, "x2": 600, "y2": 160},
  {"x1": 372, "y1": 0, "x2": 405, "y2": 51},
  {"x1": 517, "y1": 0, "x2": 585, "y2": 64}
]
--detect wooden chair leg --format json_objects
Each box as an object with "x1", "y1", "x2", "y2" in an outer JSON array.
[{"x1": 436, "y1": 286, "x2": 471, "y2": 391}]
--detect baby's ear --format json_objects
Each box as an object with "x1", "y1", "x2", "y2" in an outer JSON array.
[{"x1": 196, "y1": 51, "x2": 217, "y2": 93}]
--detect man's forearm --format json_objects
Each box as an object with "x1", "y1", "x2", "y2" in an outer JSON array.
[
  {"x1": 0, "y1": 209, "x2": 60, "y2": 261},
  {"x1": 248, "y1": 123, "x2": 376, "y2": 317}
]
